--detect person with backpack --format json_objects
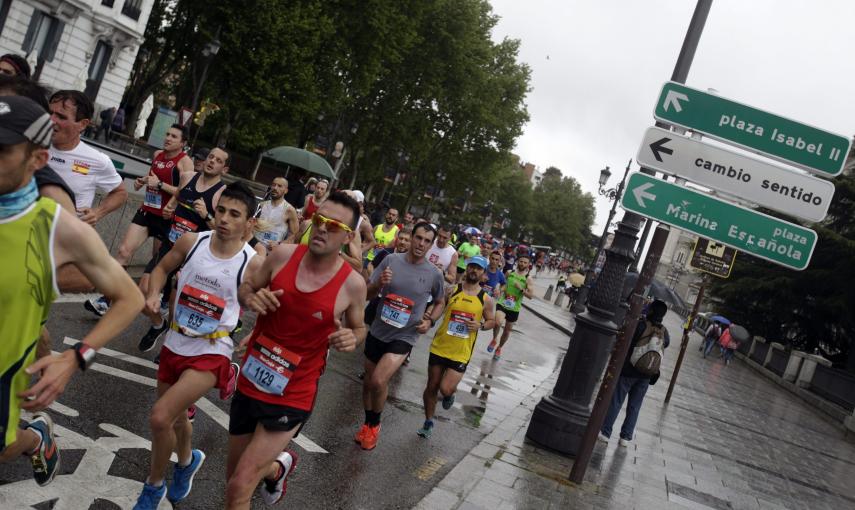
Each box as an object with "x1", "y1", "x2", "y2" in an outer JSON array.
[
  {"x1": 701, "y1": 320, "x2": 722, "y2": 358},
  {"x1": 719, "y1": 325, "x2": 740, "y2": 365},
  {"x1": 599, "y1": 299, "x2": 670, "y2": 447}
]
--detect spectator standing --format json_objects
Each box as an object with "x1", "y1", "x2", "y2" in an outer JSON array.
[
  {"x1": 110, "y1": 106, "x2": 125, "y2": 140},
  {"x1": 599, "y1": 299, "x2": 670, "y2": 446}
]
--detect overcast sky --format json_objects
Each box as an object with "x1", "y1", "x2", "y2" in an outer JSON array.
[{"x1": 489, "y1": 0, "x2": 855, "y2": 233}]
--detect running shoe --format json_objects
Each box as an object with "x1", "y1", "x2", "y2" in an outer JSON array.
[
  {"x1": 361, "y1": 424, "x2": 381, "y2": 450},
  {"x1": 187, "y1": 405, "x2": 196, "y2": 422},
  {"x1": 167, "y1": 449, "x2": 206, "y2": 503},
  {"x1": 354, "y1": 423, "x2": 370, "y2": 444},
  {"x1": 493, "y1": 348, "x2": 502, "y2": 361},
  {"x1": 138, "y1": 320, "x2": 168, "y2": 352},
  {"x1": 441, "y1": 393, "x2": 455, "y2": 410},
  {"x1": 133, "y1": 481, "x2": 166, "y2": 510},
  {"x1": 84, "y1": 295, "x2": 109, "y2": 317},
  {"x1": 486, "y1": 340, "x2": 497, "y2": 353},
  {"x1": 597, "y1": 432, "x2": 609, "y2": 443},
  {"x1": 27, "y1": 412, "x2": 60, "y2": 486},
  {"x1": 417, "y1": 420, "x2": 434, "y2": 438},
  {"x1": 261, "y1": 450, "x2": 299, "y2": 506},
  {"x1": 619, "y1": 438, "x2": 632, "y2": 448},
  {"x1": 220, "y1": 362, "x2": 240, "y2": 400}
]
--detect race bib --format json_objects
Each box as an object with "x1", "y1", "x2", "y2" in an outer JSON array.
[
  {"x1": 259, "y1": 230, "x2": 283, "y2": 244},
  {"x1": 380, "y1": 293, "x2": 414, "y2": 328},
  {"x1": 168, "y1": 216, "x2": 198, "y2": 243},
  {"x1": 144, "y1": 188, "x2": 162, "y2": 209},
  {"x1": 243, "y1": 334, "x2": 302, "y2": 395},
  {"x1": 502, "y1": 295, "x2": 517, "y2": 309},
  {"x1": 173, "y1": 284, "x2": 225, "y2": 337},
  {"x1": 446, "y1": 310, "x2": 473, "y2": 338}
]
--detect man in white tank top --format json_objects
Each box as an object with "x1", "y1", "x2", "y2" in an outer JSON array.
[
  {"x1": 426, "y1": 225, "x2": 458, "y2": 284},
  {"x1": 132, "y1": 182, "x2": 264, "y2": 509},
  {"x1": 255, "y1": 176, "x2": 299, "y2": 249}
]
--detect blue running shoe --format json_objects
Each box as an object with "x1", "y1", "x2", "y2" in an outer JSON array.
[
  {"x1": 27, "y1": 412, "x2": 60, "y2": 486},
  {"x1": 133, "y1": 482, "x2": 166, "y2": 510},
  {"x1": 167, "y1": 449, "x2": 206, "y2": 503},
  {"x1": 441, "y1": 393, "x2": 455, "y2": 410},
  {"x1": 417, "y1": 420, "x2": 434, "y2": 438}
]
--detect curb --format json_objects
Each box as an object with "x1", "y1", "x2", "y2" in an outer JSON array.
[{"x1": 522, "y1": 300, "x2": 574, "y2": 337}]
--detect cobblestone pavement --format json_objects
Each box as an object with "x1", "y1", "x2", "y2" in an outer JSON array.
[{"x1": 417, "y1": 303, "x2": 855, "y2": 510}]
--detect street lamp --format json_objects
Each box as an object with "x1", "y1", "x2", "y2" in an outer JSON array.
[
  {"x1": 190, "y1": 36, "x2": 221, "y2": 116},
  {"x1": 570, "y1": 161, "x2": 632, "y2": 313}
]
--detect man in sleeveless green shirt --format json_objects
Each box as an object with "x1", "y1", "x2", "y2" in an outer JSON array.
[
  {"x1": 0, "y1": 96, "x2": 143, "y2": 486},
  {"x1": 487, "y1": 253, "x2": 533, "y2": 360}
]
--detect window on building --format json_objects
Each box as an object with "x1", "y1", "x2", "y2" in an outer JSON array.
[
  {"x1": 0, "y1": 0, "x2": 11, "y2": 38},
  {"x1": 84, "y1": 41, "x2": 112, "y2": 102},
  {"x1": 101, "y1": 0, "x2": 115, "y2": 7},
  {"x1": 121, "y1": 0, "x2": 143, "y2": 20},
  {"x1": 21, "y1": 10, "x2": 64, "y2": 63}
]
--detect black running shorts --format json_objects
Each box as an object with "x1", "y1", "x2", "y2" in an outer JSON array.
[
  {"x1": 228, "y1": 390, "x2": 310, "y2": 435},
  {"x1": 496, "y1": 304, "x2": 520, "y2": 323},
  {"x1": 131, "y1": 208, "x2": 171, "y2": 242},
  {"x1": 364, "y1": 333, "x2": 413, "y2": 364},
  {"x1": 428, "y1": 353, "x2": 467, "y2": 373}
]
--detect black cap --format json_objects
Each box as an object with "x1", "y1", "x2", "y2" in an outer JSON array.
[
  {"x1": 0, "y1": 95, "x2": 52, "y2": 147},
  {"x1": 193, "y1": 147, "x2": 210, "y2": 160}
]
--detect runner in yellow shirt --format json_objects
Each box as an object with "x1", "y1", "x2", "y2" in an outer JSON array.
[{"x1": 417, "y1": 255, "x2": 495, "y2": 438}]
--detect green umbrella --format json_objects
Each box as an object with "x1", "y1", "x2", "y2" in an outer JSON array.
[{"x1": 263, "y1": 146, "x2": 334, "y2": 179}]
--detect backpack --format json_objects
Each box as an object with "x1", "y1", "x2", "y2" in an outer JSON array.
[{"x1": 630, "y1": 320, "x2": 666, "y2": 376}]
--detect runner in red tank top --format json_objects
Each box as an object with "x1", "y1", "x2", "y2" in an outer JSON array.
[
  {"x1": 227, "y1": 191, "x2": 367, "y2": 508},
  {"x1": 84, "y1": 124, "x2": 193, "y2": 317}
]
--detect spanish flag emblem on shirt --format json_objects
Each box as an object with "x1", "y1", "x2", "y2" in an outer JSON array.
[{"x1": 72, "y1": 161, "x2": 90, "y2": 175}]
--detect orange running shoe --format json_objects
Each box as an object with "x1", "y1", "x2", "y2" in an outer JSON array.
[
  {"x1": 354, "y1": 423, "x2": 370, "y2": 444},
  {"x1": 361, "y1": 424, "x2": 381, "y2": 450}
]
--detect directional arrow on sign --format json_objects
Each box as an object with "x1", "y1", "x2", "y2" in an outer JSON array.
[
  {"x1": 636, "y1": 126, "x2": 835, "y2": 223},
  {"x1": 663, "y1": 90, "x2": 688, "y2": 112},
  {"x1": 632, "y1": 182, "x2": 656, "y2": 208},
  {"x1": 653, "y1": 81, "x2": 851, "y2": 177},
  {"x1": 621, "y1": 172, "x2": 817, "y2": 270},
  {"x1": 649, "y1": 137, "x2": 673, "y2": 162}
]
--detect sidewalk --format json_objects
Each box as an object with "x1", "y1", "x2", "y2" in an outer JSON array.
[{"x1": 417, "y1": 308, "x2": 855, "y2": 509}]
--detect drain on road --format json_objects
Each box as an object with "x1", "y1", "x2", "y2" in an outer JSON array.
[
  {"x1": 667, "y1": 480, "x2": 733, "y2": 510},
  {"x1": 413, "y1": 457, "x2": 447, "y2": 481}
]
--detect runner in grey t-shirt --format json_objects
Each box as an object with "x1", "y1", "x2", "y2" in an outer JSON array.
[
  {"x1": 357, "y1": 222, "x2": 446, "y2": 450},
  {"x1": 368, "y1": 252, "x2": 444, "y2": 344}
]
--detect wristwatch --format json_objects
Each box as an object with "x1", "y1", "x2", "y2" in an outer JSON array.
[
  {"x1": 206, "y1": 212, "x2": 214, "y2": 222},
  {"x1": 73, "y1": 342, "x2": 96, "y2": 371},
  {"x1": 156, "y1": 181, "x2": 163, "y2": 190},
  {"x1": 429, "y1": 317, "x2": 437, "y2": 328}
]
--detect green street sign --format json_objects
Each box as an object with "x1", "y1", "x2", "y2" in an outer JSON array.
[
  {"x1": 654, "y1": 82, "x2": 851, "y2": 177},
  {"x1": 621, "y1": 172, "x2": 817, "y2": 270}
]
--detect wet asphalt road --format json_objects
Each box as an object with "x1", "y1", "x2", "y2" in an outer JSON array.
[{"x1": 0, "y1": 293, "x2": 569, "y2": 509}]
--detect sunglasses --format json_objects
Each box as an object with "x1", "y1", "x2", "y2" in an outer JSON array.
[{"x1": 311, "y1": 213, "x2": 353, "y2": 233}]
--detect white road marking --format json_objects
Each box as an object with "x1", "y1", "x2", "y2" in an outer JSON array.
[
  {"x1": 54, "y1": 293, "x2": 101, "y2": 304},
  {"x1": 56, "y1": 341, "x2": 329, "y2": 454},
  {"x1": 63, "y1": 337, "x2": 159, "y2": 370},
  {"x1": 48, "y1": 400, "x2": 80, "y2": 417}
]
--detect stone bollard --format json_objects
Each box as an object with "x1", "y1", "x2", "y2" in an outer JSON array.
[
  {"x1": 544, "y1": 284, "x2": 554, "y2": 301},
  {"x1": 795, "y1": 354, "x2": 832, "y2": 389},
  {"x1": 554, "y1": 291, "x2": 564, "y2": 307},
  {"x1": 783, "y1": 351, "x2": 806, "y2": 382},
  {"x1": 748, "y1": 336, "x2": 765, "y2": 359},
  {"x1": 766, "y1": 342, "x2": 784, "y2": 367}
]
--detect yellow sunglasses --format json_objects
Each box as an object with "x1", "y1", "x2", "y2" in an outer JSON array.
[{"x1": 311, "y1": 213, "x2": 353, "y2": 233}]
